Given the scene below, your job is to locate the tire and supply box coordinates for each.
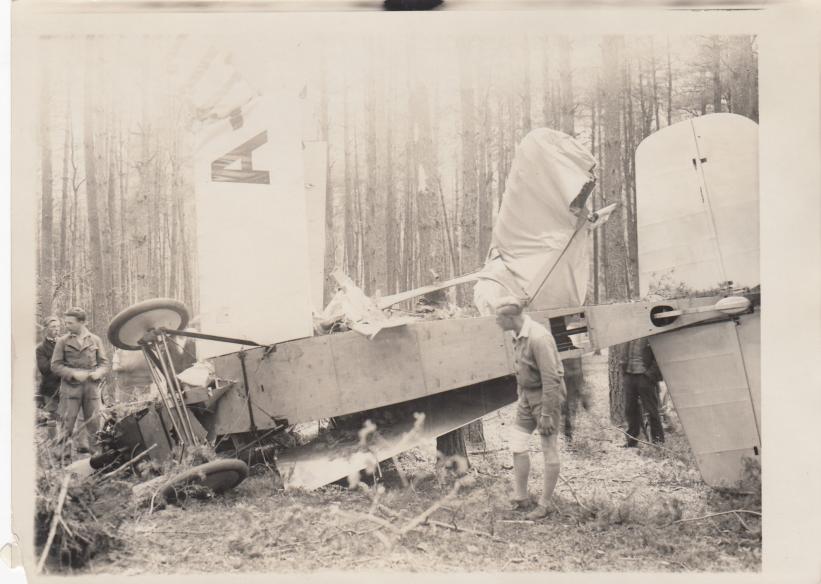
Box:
[108,298,190,350]
[159,459,249,503]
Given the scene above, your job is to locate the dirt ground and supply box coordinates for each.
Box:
[77,351,760,574]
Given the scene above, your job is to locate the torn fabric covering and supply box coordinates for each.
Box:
[315,270,418,339]
[475,128,597,313]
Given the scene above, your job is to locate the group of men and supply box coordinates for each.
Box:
[36,307,109,461]
[492,296,666,520]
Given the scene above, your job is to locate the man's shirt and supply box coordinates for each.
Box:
[512,315,565,402]
[623,337,662,382]
[51,327,109,385]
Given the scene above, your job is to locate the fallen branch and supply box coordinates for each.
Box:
[99,444,158,482]
[600,423,687,460]
[733,511,754,533]
[467,448,506,455]
[423,519,505,543]
[558,474,592,513]
[337,510,399,534]
[668,509,761,526]
[37,475,71,573]
[398,478,464,535]
[134,528,216,536]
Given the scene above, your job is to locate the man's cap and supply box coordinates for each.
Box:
[43,315,60,327]
[64,307,87,321]
[494,296,524,316]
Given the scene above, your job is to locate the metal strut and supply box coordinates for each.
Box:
[142,346,188,451]
[159,333,199,446]
[237,351,259,437]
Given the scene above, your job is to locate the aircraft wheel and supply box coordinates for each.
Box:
[159,459,249,503]
[108,298,190,350]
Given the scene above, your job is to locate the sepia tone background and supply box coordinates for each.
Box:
[33,33,757,336]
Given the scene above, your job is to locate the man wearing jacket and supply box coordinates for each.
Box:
[36,316,62,412]
[50,307,109,457]
[621,336,665,446]
[495,296,566,520]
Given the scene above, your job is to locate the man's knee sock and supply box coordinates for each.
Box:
[513,452,530,499]
[540,461,561,507]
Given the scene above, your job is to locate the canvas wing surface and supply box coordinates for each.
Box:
[636,113,759,296]
[649,311,760,488]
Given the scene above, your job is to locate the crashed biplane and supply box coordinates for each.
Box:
[105,110,760,494]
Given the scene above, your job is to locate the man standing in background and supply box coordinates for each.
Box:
[494,297,566,520]
[37,315,92,451]
[35,316,63,440]
[50,307,109,459]
[622,336,665,446]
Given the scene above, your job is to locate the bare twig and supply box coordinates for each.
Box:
[558,474,592,513]
[668,509,761,526]
[499,519,534,524]
[733,511,753,532]
[467,448,506,455]
[423,519,506,543]
[58,517,74,538]
[399,478,464,535]
[337,510,399,533]
[37,475,71,573]
[134,528,215,536]
[98,444,157,482]
[600,423,687,460]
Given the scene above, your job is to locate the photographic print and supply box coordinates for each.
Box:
[9,3,783,579]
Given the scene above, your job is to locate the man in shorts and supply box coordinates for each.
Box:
[495,296,566,520]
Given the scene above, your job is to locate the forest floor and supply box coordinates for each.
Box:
[51,351,760,574]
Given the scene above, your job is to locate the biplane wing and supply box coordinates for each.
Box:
[636,113,761,488]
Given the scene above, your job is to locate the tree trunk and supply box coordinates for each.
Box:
[666,37,673,126]
[459,42,480,275]
[591,79,600,307]
[541,36,552,127]
[622,53,639,295]
[700,69,709,116]
[602,37,631,425]
[728,35,758,122]
[385,68,399,295]
[558,36,574,136]
[343,77,356,280]
[520,37,532,136]
[609,343,627,426]
[82,40,108,329]
[712,38,722,114]
[58,104,70,295]
[650,39,660,131]
[477,64,493,260]
[319,50,336,305]
[437,427,469,470]
[601,37,630,303]
[39,63,54,318]
[402,54,417,292]
[414,83,446,288]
